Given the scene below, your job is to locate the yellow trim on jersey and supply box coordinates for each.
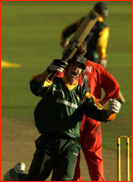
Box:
[98,16,104,22]
[84,92,103,110]
[62,76,78,91]
[30,75,78,91]
[94,16,109,59]
[44,79,53,87]
[96,27,109,59]
[30,75,53,87]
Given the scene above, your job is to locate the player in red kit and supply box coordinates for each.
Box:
[57,40,119,181]
[72,59,119,181]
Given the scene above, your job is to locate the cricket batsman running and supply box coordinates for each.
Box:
[3,53,121,181]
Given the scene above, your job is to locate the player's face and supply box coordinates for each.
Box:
[66,61,83,84]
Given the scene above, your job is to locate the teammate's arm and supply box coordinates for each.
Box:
[61,18,83,47]
[96,27,109,59]
[96,27,109,68]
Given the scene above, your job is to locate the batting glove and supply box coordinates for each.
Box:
[99,59,107,68]
[47,59,68,74]
[108,99,121,114]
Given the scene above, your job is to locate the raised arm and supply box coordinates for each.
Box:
[29,59,67,96]
[60,17,83,48]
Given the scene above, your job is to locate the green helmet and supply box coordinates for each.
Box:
[68,54,86,71]
[93,2,109,17]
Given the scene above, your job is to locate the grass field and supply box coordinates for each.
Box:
[1,1,132,181]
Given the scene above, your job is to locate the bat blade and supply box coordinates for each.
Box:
[49,10,99,80]
[62,10,99,60]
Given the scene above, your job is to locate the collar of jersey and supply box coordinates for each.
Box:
[62,76,78,91]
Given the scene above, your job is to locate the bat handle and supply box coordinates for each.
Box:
[48,71,57,80]
[48,56,66,81]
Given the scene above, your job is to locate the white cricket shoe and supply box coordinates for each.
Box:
[3,162,26,181]
[14,162,25,173]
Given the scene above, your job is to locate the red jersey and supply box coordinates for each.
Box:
[56,59,119,101]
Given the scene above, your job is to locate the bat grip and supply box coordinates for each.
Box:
[48,71,57,80]
[48,56,66,81]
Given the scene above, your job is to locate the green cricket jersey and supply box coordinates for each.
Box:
[30,75,114,141]
[82,17,107,62]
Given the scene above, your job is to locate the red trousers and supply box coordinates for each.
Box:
[72,115,105,181]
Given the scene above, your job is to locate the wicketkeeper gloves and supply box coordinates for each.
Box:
[47,59,68,74]
[108,99,121,114]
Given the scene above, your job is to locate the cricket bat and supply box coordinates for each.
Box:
[117,90,126,104]
[62,10,99,60]
[49,10,99,80]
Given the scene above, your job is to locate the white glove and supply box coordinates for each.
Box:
[108,99,121,114]
[99,59,107,68]
[47,59,68,74]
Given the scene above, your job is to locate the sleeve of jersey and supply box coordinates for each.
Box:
[61,18,83,43]
[100,68,120,100]
[29,74,53,96]
[96,27,109,59]
[84,92,116,122]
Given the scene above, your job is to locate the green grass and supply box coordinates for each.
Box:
[1,1,132,153]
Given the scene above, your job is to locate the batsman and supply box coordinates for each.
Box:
[3,52,121,181]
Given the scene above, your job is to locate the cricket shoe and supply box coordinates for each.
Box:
[3,162,26,181]
[14,162,25,173]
